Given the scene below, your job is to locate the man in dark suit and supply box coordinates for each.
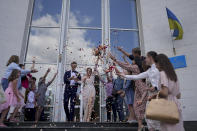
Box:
[64,61,81,121]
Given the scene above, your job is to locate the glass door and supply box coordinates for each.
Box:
[24,0,140,122]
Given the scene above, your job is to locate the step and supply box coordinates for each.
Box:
[0,122,147,131]
[1,121,197,131]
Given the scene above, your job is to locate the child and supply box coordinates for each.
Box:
[98,69,115,122]
[24,77,36,104]
[24,79,36,121]
[35,68,57,123]
[0,69,24,127]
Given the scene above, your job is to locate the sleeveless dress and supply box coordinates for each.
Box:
[82,75,96,122]
[0,82,24,112]
[159,71,185,131]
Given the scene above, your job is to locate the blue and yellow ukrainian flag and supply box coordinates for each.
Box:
[166,8,183,40]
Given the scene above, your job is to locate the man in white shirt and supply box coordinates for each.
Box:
[63,61,81,122]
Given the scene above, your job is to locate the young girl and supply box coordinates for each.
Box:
[0,69,24,127]
[25,81,36,121]
[155,54,185,131]
[35,68,57,123]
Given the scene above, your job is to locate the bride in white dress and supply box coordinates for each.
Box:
[82,59,98,122]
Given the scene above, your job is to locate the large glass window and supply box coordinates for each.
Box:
[110,0,139,62]
[69,0,101,27]
[110,0,138,29]
[32,0,62,27]
[24,0,140,122]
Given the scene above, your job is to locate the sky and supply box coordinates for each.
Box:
[26,0,140,73]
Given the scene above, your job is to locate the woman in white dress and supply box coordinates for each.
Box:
[82,59,98,122]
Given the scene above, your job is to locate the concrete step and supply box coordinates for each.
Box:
[0,122,147,131]
[0,121,197,131]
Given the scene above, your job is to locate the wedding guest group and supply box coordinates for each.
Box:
[0,45,185,131]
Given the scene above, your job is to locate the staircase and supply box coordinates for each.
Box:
[0,122,148,131]
[1,121,197,131]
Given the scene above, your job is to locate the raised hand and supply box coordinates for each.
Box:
[108,52,116,61]
[31,69,38,73]
[117,46,123,51]
[47,68,51,73]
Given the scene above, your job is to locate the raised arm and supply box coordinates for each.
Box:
[125,71,148,80]
[31,60,35,70]
[93,57,99,75]
[122,55,130,64]
[43,68,50,79]
[117,47,130,57]
[47,72,57,87]
[114,66,121,74]
[109,53,134,72]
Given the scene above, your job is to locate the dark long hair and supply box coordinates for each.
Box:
[147,51,157,63]
[156,54,177,82]
[134,56,144,73]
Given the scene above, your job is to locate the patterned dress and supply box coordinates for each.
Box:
[116,61,148,120]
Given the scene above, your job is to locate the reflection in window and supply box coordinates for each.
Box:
[32,0,62,26]
[110,0,138,29]
[26,28,59,63]
[69,0,101,27]
[110,30,139,61]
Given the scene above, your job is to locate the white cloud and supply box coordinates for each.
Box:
[82,16,93,25]
[27,12,100,74]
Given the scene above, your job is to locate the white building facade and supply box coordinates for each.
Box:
[0,0,197,121]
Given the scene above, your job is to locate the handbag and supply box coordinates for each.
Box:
[0,84,6,104]
[146,93,180,124]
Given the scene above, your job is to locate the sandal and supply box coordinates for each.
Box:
[0,123,7,127]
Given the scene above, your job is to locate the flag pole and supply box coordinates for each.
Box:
[165,0,176,56]
[170,31,176,56]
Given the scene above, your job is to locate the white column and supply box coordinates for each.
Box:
[101,0,110,122]
[19,0,35,64]
[53,0,70,122]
